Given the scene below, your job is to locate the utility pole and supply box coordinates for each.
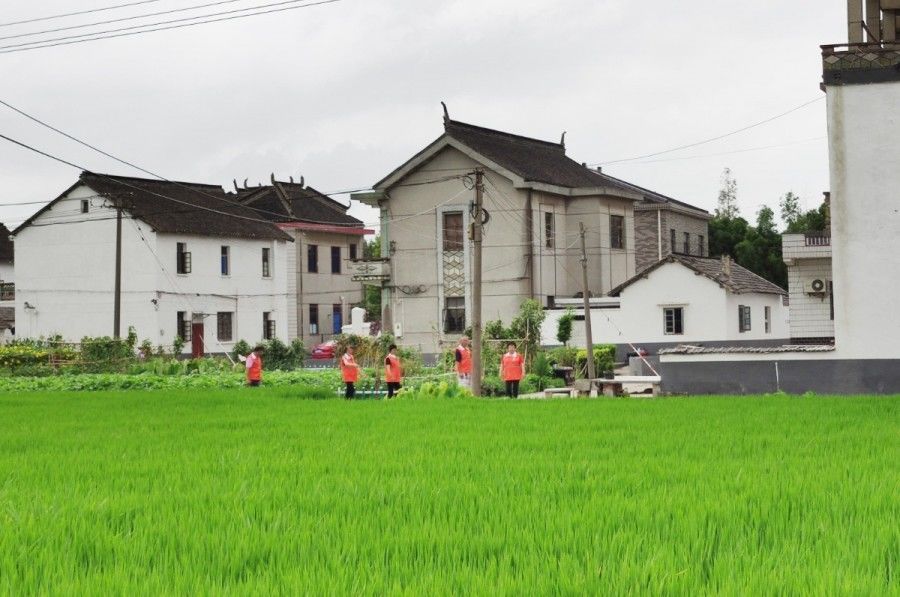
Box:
[113,202,123,339]
[471,169,485,396]
[579,222,595,380]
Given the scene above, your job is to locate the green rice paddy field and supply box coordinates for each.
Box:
[0,390,897,595]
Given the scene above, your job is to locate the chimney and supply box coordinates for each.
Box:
[595,166,602,173]
[721,255,732,278]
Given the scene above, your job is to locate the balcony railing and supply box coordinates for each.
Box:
[348,259,390,283]
[0,283,13,301]
[804,233,831,247]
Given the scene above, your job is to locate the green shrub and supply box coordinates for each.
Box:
[231,339,251,363]
[575,345,616,377]
[548,346,579,368]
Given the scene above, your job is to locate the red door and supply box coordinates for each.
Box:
[191,322,204,358]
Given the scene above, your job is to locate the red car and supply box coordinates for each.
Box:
[310,340,336,360]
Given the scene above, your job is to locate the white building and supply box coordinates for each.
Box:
[541,255,789,356]
[781,232,833,342]
[356,112,706,355]
[13,172,292,356]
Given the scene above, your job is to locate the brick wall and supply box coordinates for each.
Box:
[635,207,709,271]
[787,258,834,339]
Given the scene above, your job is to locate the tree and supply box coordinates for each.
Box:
[556,308,574,346]
[709,215,750,259]
[733,205,787,288]
[779,191,802,229]
[715,167,740,219]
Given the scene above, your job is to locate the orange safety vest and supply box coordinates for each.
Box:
[455,345,472,374]
[500,352,524,381]
[340,353,359,383]
[384,353,401,383]
[246,353,262,382]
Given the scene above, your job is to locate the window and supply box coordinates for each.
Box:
[309,304,319,335]
[349,243,357,261]
[443,212,463,251]
[331,246,341,274]
[544,212,555,249]
[263,312,275,340]
[307,244,318,273]
[443,296,465,333]
[0,283,13,301]
[683,232,690,255]
[177,311,191,341]
[547,295,555,308]
[739,305,751,333]
[829,281,834,321]
[764,306,771,334]
[80,199,89,214]
[220,246,230,276]
[261,247,271,278]
[332,303,343,334]
[699,235,705,257]
[176,242,191,274]
[664,307,684,335]
[670,229,676,254]
[610,215,625,249]
[217,312,233,342]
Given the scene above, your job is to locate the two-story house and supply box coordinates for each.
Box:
[628,184,712,271]
[13,172,292,356]
[355,113,703,355]
[232,177,372,344]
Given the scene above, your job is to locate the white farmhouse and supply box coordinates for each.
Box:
[13,172,293,356]
[541,255,789,356]
[355,112,707,355]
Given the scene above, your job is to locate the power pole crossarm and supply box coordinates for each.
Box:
[580,222,596,380]
[471,169,484,396]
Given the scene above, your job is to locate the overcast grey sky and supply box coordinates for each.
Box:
[0,0,846,231]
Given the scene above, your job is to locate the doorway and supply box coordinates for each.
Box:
[191,321,204,358]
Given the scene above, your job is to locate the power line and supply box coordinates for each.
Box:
[0,1,164,28]
[0,0,342,54]
[611,136,826,166]
[0,0,248,42]
[591,96,825,166]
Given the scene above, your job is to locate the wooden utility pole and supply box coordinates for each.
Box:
[113,203,123,339]
[471,169,485,396]
[579,222,595,380]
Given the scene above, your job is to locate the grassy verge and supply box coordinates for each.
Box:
[0,391,896,594]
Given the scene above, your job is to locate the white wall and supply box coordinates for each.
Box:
[14,184,290,353]
[826,81,900,359]
[541,261,789,348]
[0,262,13,284]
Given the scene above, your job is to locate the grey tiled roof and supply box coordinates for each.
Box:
[444,120,636,191]
[236,181,364,227]
[610,254,787,297]
[660,345,835,355]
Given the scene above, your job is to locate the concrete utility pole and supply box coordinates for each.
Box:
[579,222,596,380]
[471,169,484,396]
[113,202,123,339]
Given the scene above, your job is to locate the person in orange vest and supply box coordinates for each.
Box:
[500,342,525,398]
[241,345,265,387]
[454,336,472,388]
[384,343,402,398]
[340,345,361,399]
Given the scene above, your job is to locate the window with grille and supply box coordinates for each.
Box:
[177,311,191,341]
[262,247,271,278]
[443,212,463,251]
[331,246,341,274]
[221,246,230,276]
[176,242,191,274]
[307,244,318,273]
[443,296,465,333]
[670,229,676,254]
[217,312,233,341]
[610,215,625,249]
[664,307,684,335]
[309,304,319,335]
[764,306,771,334]
[544,212,555,248]
[683,232,690,255]
[739,305,751,332]
[263,312,275,340]
[699,235,705,257]
[81,199,89,214]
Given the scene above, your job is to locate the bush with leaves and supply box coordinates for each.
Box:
[575,344,616,377]
[231,339,252,363]
[556,308,574,346]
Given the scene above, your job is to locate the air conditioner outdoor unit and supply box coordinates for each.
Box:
[806,278,827,293]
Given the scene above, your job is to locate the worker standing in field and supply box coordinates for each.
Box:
[500,342,525,398]
[455,336,472,388]
[240,345,265,387]
[340,345,361,399]
[384,344,402,398]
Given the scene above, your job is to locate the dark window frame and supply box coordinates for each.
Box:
[698,235,705,257]
[80,199,89,214]
[262,247,271,278]
[309,304,319,335]
[443,296,466,333]
[263,312,275,340]
[331,246,341,274]
[683,232,690,255]
[670,229,677,254]
[349,243,358,261]
[443,212,464,251]
[217,312,233,342]
[764,306,771,334]
[177,311,191,341]
[739,305,752,333]
[664,307,684,335]
[307,244,318,273]
[610,215,625,250]
[220,245,230,276]
[544,212,555,249]
[176,242,191,275]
